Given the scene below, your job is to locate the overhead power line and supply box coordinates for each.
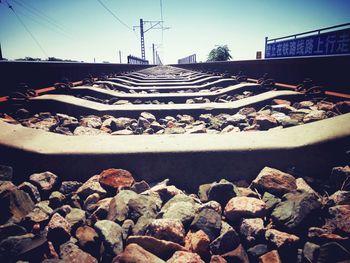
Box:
[12,0,69,34]
[97,0,132,31]
[4,1,48,57]
[12,4,72,39]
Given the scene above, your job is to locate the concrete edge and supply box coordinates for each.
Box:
[95,78,237,91]
[70,83,260,100]
[0,113,349,154]
[30,90,300,117]
[108,75,226,86]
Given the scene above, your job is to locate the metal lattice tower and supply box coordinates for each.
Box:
[134,18,169,62]
[140,19,145,60]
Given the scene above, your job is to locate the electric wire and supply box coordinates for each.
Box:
[96,0,133,31]
[4,1,48,58]
[12,4,72,40]
[14,0,68,33]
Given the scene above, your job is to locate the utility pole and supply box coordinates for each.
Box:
[134,18,169,61]
[119,50,122,63]
[0,42,3,60]
[152,44,155,65]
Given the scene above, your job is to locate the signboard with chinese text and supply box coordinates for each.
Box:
[265,28,350,58]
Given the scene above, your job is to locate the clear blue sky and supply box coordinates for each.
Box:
[0,0,349,64]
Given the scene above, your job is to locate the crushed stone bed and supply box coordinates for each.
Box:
[2,98,349,136]
[0,163,349,262]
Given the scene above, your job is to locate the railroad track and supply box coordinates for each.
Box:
[0,65,349,188]
[0,64,350,263]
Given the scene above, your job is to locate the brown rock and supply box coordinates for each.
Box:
[146,219,186,245]
[224,196,267,221]
[265,229,299,249]
[185,230,210,259]
[240,218,265,243]
[251,167,297,196]
[167,251,204,263]
[255,114,278,130]
[47,213,71,245]
[325,205,350,234]
[259,250,281,263]
[29,171,58,193]
[210,255,227,263]
[0,181,16,196]
[75,225,99,249]
[60,241,98,263]
[113,243,165,263]
[334,101,350,114]
[222,244,249,263]
[76,175,107,199]
[99,168,135,189]
[1,187,35,224]
[273,99,291,106]
[127,235,187,260]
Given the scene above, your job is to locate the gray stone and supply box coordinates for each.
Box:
[80,115,102,129]
[303,110,326,123]
[121,219,134,240]
[25,202,52,224]
[240,218,264,244]
[29,171,58,193]
[47,213,71,245]
[146,218,185,245]
[94,220,123,256]
[76,175,107,199]
[329,191,350,205]
[208,180,237,206]
[271,191,321,229]
[0,188,34,224]
[0,233,46,260]
[159,194,198,226]
[330,166,350,191]
[59,181,82,195]
[0,223,27,242]
[18,182,41,203]
[317,242,350,263]
[210,221,240,255]
[49,191,66,209]
[107,190,139,223]
[111,129,134,135]
[262,192,281,210]
[198,200,222,214]
[191,207,222,241]
[128,194,160,221]
[65,208,86,230]
[0,165,13,181]
[84,193,100,212]
[198,183,211,202]
[164,127,186,134]
[140,112,156,122]
[247,244,269,258]
[74,126,107,135]
[303,242,320,262]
